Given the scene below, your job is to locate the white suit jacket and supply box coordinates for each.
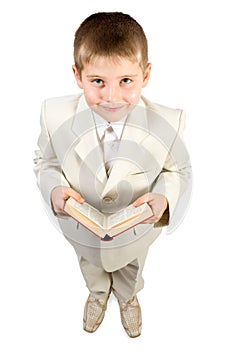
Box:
[34,94,191,270]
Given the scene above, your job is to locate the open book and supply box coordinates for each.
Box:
[64,197,153,241]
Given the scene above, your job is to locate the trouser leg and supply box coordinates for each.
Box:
[111,250,148,302]
[79,256,112,299]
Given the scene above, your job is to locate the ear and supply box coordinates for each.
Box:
[72,65,83,89]
[142,62,152,88]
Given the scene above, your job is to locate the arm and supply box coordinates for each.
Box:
[34,100,84,213]
[134,110,192,228]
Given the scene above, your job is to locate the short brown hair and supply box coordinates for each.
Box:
[74,12,148,75]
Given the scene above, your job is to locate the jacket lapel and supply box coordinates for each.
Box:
[101,104,150,197]
[72,102,108,185]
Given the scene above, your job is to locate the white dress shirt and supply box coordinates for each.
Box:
[92,112,127,174]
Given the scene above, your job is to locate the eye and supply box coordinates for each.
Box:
[121,78,132,84]
[92,78,104,85]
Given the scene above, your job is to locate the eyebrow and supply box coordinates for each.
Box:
[86,74,138,78]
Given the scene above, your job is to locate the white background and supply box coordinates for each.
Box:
[1,0,233,348]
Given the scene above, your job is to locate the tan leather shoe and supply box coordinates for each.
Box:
[83,294,108,333]
[118,295,142,338]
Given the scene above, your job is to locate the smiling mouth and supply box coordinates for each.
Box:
[99,104,128,112]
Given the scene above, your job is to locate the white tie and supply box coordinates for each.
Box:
[101,124,119,174]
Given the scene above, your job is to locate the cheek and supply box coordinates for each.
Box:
[83,87,100,106]
[124,86,142,105]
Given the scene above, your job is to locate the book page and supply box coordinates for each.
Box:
[107,203,148,228]
[70,201,105,228]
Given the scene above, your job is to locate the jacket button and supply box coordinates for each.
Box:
[103,196,113,203]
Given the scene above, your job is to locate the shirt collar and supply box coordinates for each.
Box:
[92,112,127,140]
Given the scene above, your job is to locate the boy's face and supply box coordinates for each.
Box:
[72,56,151,122]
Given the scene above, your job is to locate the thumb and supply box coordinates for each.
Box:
[133,193,150,207]
[64,188,85,203]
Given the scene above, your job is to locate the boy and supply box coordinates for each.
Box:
[34,12,191,338]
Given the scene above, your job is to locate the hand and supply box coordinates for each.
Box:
[51,186,84,216]
[133,193,168,224]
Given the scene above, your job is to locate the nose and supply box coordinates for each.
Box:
[101,83,121,102]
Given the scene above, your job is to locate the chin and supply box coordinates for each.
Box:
[95,104,135,122]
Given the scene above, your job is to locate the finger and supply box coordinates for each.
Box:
[142,215,161,224]
[56,210,69,218]
[53,198,67,213]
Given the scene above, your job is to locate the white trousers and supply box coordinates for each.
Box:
[78,253,148,301]
[65,236,149,301]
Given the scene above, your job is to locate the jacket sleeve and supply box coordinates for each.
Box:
[33,100,70,206]
[151,110,192,231]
